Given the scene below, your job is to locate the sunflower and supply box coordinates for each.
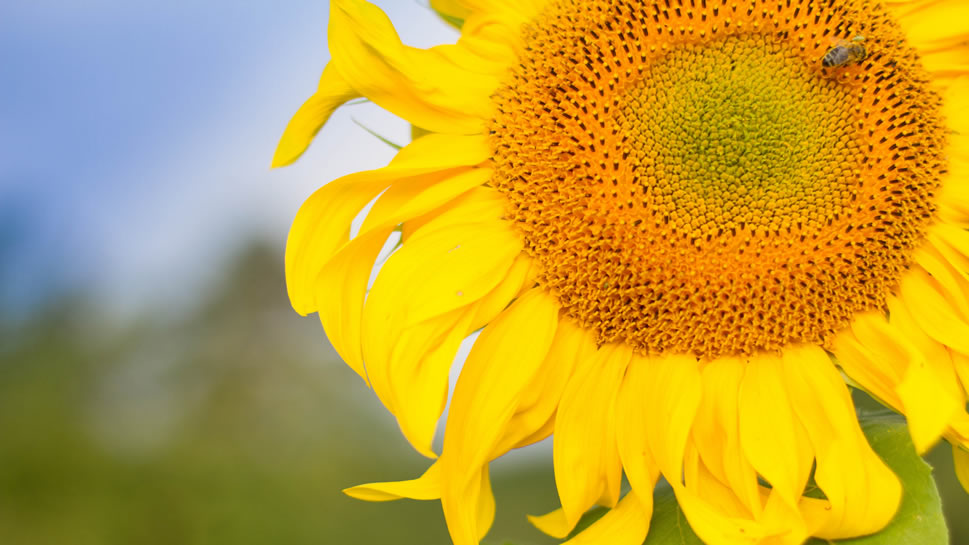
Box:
[273,0,969,543]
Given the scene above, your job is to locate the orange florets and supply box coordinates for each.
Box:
[491,0,947,358]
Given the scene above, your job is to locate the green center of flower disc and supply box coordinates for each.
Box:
[623,35,855,236]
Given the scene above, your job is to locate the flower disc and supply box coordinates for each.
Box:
[491,0,947,357]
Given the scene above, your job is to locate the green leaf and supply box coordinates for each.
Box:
[568,506,608,539]
[804,414,949,544]
[643,484,705,545]
[351,117,403,150]
[411,124,432,141]
[436,12,465,29]
[421,1,465,29]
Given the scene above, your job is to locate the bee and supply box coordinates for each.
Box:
[821,35,867,68]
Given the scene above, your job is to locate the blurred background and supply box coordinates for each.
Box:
[0,1,965,544]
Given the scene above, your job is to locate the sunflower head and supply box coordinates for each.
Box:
[275,0,969,543]
[491,0,947,358]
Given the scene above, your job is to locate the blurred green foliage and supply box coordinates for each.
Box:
[0,244,558,545]
[0,242,965,544]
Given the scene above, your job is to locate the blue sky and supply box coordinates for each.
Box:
[0,1,458,314]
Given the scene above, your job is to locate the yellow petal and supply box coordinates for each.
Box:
[360,202,522,455]
[286,179,389,317]
[286,133,489,315]
[563,491,651,545]
[528,507,571,539]
[927,224,969,278]
[893,6,969,90]
[435,0,547,21]
[443,21,517,71]
[942,77,969,134]
[397,183,498,247]
[887,298,967,437]
[893,0,969,51]
[684,455,811,545]
[344,461,441,501]
[272,63,360,167]
[832,342,901,414]
[931,221,969,265]
[691,457,811,545]
[329,0,498,134]
[682,454,752,520]
[468,253,535,335]
[430,0,471,17]
[493,319,592,455]
[316,227,394,384]
[453,14,520,68]
[738,352,813,509]
[834,311,906,406]
[954,351,969,398]
[553,342,632,530]
[615,353,661,512]
[668,486,767,545]
[464,2,547,53]
[954,444,969,494]
[641,353,703,488]
[837,309,960,453]
[632,353,768,545]
[913,247,969,320]
[476,465,496,540]
[360,167,494,239]
[889,294,965,392]
[384,307,477,458]
[883,0,943,17]
[781,345,902,539]
[922,45,969,81]
[430,0,472,26]
[364,197,519,334]
[308,174,494,387]
[672,446,808,544]
[937,134,969,223]
[896,353,961,453]
[441,289,560,545]
[900,267,969,354]
[760,491,810,544]
[693,357,762,517]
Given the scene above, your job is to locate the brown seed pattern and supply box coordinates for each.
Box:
[490,0,947,358]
